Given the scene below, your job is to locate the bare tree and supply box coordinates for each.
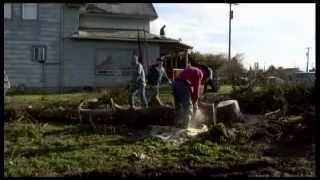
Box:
[220,53,246,87]
[188,51,227,70]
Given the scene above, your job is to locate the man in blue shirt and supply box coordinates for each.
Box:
[147,57,172,106]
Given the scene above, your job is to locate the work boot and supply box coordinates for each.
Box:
[129,105,136,110]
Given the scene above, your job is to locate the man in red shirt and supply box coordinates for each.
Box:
[192,63,217,94]
[172,64,203,128]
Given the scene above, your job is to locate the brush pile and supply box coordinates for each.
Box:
[204,105,314,146]
[248,108,314,145]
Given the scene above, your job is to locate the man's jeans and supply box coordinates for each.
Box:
[172,80,193,128]
[204,79,214,93]
[147,85,162,106]
[129,84,148,108]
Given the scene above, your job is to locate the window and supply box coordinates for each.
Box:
[22,3,37,20]
[32,46,46,62]
[4,4,12,19]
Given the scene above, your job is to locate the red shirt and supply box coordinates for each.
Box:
[192,64,209,84]
[177,66,203,102]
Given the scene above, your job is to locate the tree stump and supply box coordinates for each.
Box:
[216,100,242,127]
[199,102,216,127]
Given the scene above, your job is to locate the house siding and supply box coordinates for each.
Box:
[63,5,80,37]
[63,39,159,88]
[4,3,164,91]
[4,3,62,88]
[79,15,150,32]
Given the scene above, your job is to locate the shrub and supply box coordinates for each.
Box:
[229,83,314,115]
[282,84,315,115]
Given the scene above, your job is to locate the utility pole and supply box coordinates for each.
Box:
[228,3,232,63]
[305,47,311,72]
[228,3,239,63]
[228,3,238,87]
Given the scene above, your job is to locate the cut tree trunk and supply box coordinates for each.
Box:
[216,100,242,127]
[79,99,176,128]
[112,105,175,127]
[264,109,281,120]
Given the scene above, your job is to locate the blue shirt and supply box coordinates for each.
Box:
[147,64,170,87]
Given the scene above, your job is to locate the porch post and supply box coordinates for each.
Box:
[170,55,174,78]
[175,51,178,68]
[184,50,188,68]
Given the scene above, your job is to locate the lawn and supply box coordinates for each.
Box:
[5,92,100,110]
[5,119,314,177]
[4,87,314,177]
[218,85,233,94]
[4,119,314,177]
[4,84,233,110]
[3,121,248,176]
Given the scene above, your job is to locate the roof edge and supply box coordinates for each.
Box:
[69,35,192,49]
[149,3,158,20]
[80,12,157,20]
[80,3,158,20]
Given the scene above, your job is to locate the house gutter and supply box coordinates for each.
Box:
[69,36,193,49]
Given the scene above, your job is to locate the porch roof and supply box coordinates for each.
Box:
[69,29,193,51]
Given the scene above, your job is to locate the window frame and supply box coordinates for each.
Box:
[31,45,47,63]
[22,3,38,20]
[4,3,12,20]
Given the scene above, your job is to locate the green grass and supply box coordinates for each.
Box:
[5,92,100,110]
[4,83,261,109]
[5,89,174,110]
[218,85,233,94]
[4,120,265,177]
[216,85,263,95]
[253,86,262,92]
[5,120,314,177]
[4,84,232,110]
[4,90,314,177]
[5,123,256,176]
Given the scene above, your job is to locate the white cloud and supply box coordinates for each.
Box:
[150,3,315,71]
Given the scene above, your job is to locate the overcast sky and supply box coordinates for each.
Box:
[150,3,316,71]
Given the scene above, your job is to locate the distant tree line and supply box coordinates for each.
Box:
[188,51,247,86]
[178,51,310,87]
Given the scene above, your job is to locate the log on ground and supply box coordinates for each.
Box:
[112,105,176,127]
